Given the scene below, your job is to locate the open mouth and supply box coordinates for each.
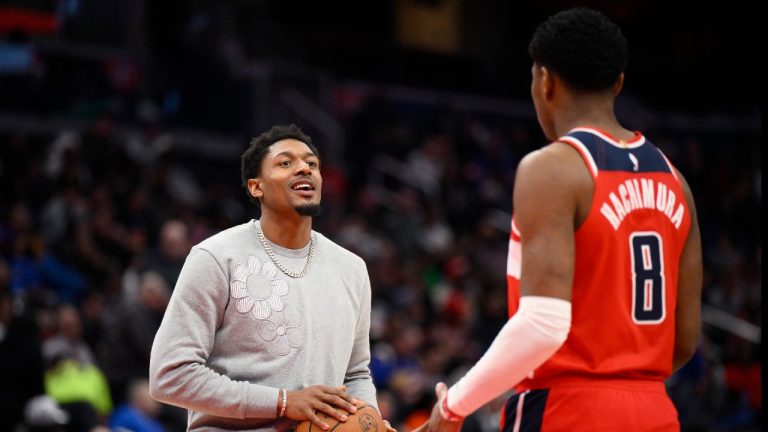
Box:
[290,180,316,194]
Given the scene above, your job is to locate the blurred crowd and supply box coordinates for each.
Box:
[0,9,762,430]
[0,91,761,431]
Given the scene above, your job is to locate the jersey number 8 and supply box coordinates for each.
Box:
[630,232,665,324]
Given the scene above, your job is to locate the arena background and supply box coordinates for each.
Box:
[0,0,760,431]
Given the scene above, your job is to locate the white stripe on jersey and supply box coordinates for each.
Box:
[512,390,529,432]
[657,149,680,181]
[507,236,521,279]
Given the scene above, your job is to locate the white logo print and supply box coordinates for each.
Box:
[229,256,288,320]
[629,153,639,172]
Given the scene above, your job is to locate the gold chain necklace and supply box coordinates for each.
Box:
[255,222,315,278]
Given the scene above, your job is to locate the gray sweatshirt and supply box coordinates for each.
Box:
[149,220,377,431]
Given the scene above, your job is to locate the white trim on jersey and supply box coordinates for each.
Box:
[657,149,680,181]
[507,236,522,279]
[559,136,599,177]
[570,127,646,149]
[511,219,521,238]
[512,390,529,432]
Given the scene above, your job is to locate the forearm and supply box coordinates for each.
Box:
[672,354,690,373]
[447,296,571,416]
[149,352,280,418]
[344,374,377,410]
[344,269,378,411]
[148,247,281,419]
[672,337,698,372]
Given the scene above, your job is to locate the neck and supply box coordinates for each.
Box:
[258,212,312,249]
[553,93,634,141]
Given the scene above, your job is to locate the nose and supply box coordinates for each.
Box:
[296,160,311,175]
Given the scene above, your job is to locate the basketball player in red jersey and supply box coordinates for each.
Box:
[416,7,702,431]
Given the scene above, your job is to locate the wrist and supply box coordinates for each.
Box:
[439,393,464,422]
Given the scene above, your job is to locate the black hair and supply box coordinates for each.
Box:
[529,7,628,91]
[240,124,319,206]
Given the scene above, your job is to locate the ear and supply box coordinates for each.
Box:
[247,178,263,199]
[613,72,625,96]
[539,66,555,100]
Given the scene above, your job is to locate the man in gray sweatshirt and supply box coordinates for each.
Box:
[149,124,385,431]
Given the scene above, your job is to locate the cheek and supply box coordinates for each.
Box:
[261,178,285,199]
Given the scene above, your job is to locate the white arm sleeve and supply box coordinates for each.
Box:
[446,296,571,417]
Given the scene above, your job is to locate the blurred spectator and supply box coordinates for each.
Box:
[382,186,427,259]
[143,220,190,289]
[19,394,69,432]
[37,180,88,241]
[7,203,46,296]
[78,290,106,350]
[108,379,165,432]
[418,206,455,258]
[719,338,762,428]
[43,357,112,430]
[0,287,45,430]
[42,304,95,366]
[37,251,87,309]
[99,271,169,406]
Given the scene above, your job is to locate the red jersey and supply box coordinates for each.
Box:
[507,127,692,389]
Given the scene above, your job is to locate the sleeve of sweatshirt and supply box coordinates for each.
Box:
[148,247,279,419]
[342,260,379,411]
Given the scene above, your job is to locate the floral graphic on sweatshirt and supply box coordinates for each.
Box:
[258,305,305,356]
[230,256,288,320]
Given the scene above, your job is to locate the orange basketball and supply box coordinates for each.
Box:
[296,405,386,432]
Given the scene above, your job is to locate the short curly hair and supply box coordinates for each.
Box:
[241,124,319,207]
[529,7,627,91]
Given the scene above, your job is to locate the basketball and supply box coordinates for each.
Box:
[296,405,386,432]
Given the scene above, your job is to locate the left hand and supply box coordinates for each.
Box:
[412,382,463,432]
[383,419,396,432]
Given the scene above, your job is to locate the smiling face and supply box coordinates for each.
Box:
[247,139,323,218]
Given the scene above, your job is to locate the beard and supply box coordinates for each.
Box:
[294,203,322,217]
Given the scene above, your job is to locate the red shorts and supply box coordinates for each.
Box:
[500,379,679,431]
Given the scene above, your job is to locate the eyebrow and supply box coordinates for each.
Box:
[273,151,318,159]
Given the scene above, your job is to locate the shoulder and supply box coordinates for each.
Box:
[315,232,368,271]
[515,142,590,198]
[517,141,587,179]
[513,141,593,230]
[194,220,255,255]
[180,221,257,272]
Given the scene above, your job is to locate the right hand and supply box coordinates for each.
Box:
[285,385,359,430]
[412,383,464,432]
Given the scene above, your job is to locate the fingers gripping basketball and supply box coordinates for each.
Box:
[297,405,386,432]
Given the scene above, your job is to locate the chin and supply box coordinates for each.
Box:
[294,203,322,217]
